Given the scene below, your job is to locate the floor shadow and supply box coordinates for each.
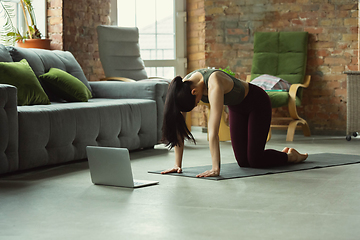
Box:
[129,148,170,160]
[0,159,89,181]
[0,148,170,181]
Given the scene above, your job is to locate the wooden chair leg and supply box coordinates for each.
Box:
[286,120,299,142]
[286,118,311,142]
[267,128,272,142]
[218,109,231,141]
[301,120,311,137]
[185,111,192,131]
[284,75,311,141]
[206,106,231,142]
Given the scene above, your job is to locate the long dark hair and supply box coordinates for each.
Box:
[162,76,196,149]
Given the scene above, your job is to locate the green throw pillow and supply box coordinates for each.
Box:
[0,59,50,106]
[39,68,92,102]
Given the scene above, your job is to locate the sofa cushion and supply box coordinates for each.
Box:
[0,44,13,62]
[250,32,308,107]
[6,46,92,100]
[266,91,302,108]
[17,98,157,169]
[0,59,50,106]
[39,68,92,102]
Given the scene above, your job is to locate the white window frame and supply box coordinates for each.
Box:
[114,0,187,77]
[0,1,21,32]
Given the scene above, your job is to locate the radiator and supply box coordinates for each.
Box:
[345,71,360,141]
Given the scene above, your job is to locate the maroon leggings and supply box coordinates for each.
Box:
[228,84,288,168]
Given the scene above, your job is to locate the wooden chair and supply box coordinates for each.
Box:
[199,32,311,142]
[248,31,311,141]
[187,33,311,142]
[246,75,311,141]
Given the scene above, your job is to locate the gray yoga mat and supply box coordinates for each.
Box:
[149,153,360,180]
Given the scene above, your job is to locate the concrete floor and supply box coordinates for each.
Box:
[1,127,360,240]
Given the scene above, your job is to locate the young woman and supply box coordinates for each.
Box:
[161,68,308,178]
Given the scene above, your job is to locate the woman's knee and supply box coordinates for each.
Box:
[236,160,250,168]
[236,157,263,168]
[247,155,266,168]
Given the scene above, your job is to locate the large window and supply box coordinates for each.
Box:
[0,0,46,46]
[0,0,21,45]
[116,0,186,78]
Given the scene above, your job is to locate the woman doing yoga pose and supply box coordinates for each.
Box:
[161,69,308,178]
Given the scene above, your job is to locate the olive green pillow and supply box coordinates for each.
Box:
[39,68,92,102]
[0,59,50,106]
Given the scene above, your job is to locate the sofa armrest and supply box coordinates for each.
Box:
[89,81,168,141]
[89,80,168,99]
[0,84,19,174]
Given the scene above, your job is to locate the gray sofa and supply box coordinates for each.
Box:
[0,45,168,175]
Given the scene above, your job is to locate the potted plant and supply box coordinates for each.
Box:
[0,0,51,49]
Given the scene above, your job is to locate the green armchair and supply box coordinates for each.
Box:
[247,32,311,141]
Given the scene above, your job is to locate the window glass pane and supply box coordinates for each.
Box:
[140,49,152,60]
[157,34,174,59]
[117,0,135,26]
[162,67,175,78]
[139,34,156,49]
[156,0,173,34]
[0,2,18,25]
[156,49,173,60]
[136,0,175,60]
[136,0,155,33]
[146,67,174,79]
[116,0,182,75]
[139,34,156,59]
[156,16,173,34]
[32,0,46,38]
[145,67,156,77]
[0,1,19,46]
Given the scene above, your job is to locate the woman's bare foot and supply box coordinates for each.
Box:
[287,148,308,163]
[282,147,290,153]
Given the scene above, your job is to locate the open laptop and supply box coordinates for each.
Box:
[86,146,159,188]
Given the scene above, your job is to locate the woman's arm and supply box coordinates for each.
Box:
[161,140,184,174]
[174,142,184,168]
[196,73,224,177]
[161,113,187,174]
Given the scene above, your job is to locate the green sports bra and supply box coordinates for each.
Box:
[184,69,245,106]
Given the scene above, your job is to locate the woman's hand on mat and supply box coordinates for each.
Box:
[161,166,182,174]
[196,169,220,178]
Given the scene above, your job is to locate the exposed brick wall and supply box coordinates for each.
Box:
[63,0,111,81]
[187,0,359,134]
[187,0,207,126]
[47,0,111,81]
[187,0,206,72]
[47,0,63,50]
